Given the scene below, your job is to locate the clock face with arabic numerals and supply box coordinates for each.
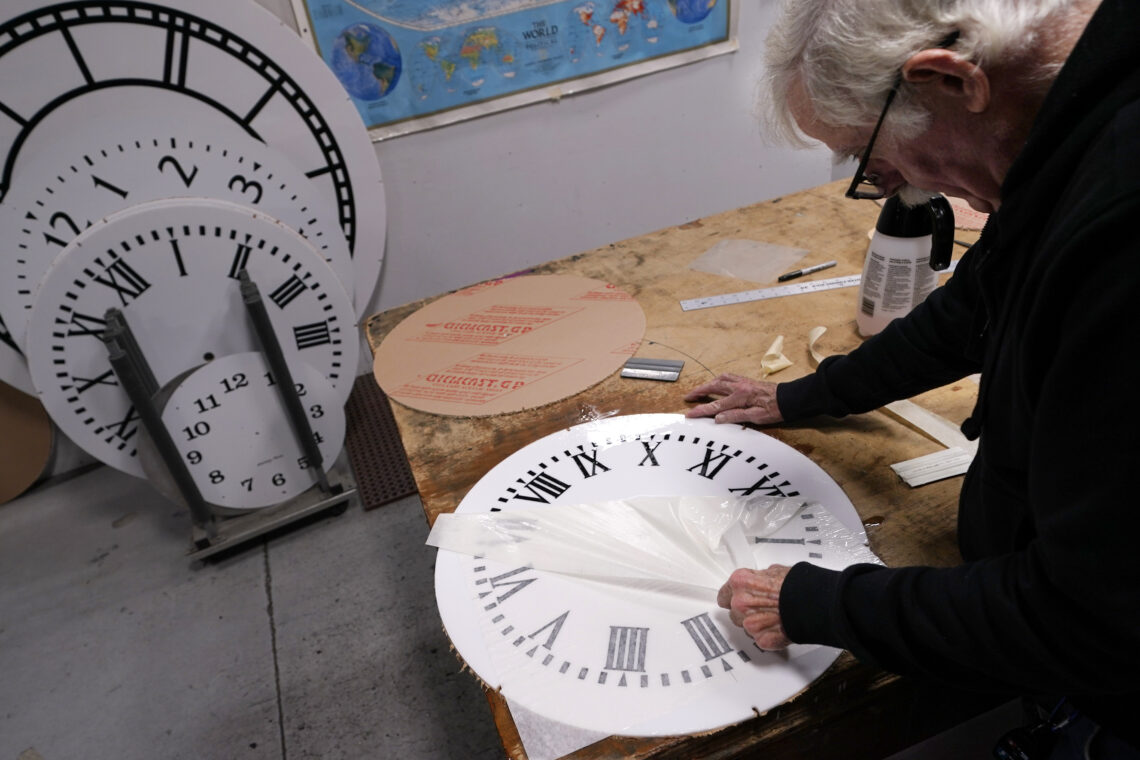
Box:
[434,413,877,737]
[25,197,357,479]
[0,129,356,352]
[150,351,346,512]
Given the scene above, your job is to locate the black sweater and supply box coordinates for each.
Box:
[774,0,1140,742]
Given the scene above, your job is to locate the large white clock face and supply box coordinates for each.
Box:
[25,197,357,478]
[0,128,356,351]
[435,414,873,737]
[0,0,387,315]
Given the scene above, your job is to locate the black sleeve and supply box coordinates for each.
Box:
[776,243,985,421]
[777,197,1140,702]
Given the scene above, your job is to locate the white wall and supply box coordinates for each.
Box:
[255,0,839,319]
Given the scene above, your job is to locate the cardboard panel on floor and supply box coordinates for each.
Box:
[0,381,53,505]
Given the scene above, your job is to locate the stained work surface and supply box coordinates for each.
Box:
[364,179,988,759]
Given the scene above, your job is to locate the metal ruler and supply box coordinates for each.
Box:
[679,273,862,311]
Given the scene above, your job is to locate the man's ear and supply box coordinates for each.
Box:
[902,49,990,113]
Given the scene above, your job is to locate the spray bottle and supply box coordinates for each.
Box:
[856,194,954,337]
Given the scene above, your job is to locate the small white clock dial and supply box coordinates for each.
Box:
[154,351,345,511]
[435,413,876,736]
[25,196,357,478]
[0,130,355,351]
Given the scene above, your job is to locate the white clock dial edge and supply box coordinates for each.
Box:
[433,413,868,736]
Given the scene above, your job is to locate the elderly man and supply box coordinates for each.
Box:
[685,0,1139,756]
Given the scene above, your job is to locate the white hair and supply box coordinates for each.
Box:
[761,0,1082,147]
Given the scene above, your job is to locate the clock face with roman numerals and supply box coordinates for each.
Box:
[25,196,356,478]
[0,0,388,392]
[435,413,875,737]
[0,129,355,353]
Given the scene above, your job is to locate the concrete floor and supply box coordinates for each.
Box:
[0,463,1021,760]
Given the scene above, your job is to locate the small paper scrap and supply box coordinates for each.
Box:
[761,336,793,377]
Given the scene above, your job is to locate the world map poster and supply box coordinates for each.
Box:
[290,0,737,139]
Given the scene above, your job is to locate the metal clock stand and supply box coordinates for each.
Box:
[102,272,355,563]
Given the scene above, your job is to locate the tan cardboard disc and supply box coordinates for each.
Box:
[373,275,645,417]
[0,380,53,505]
[947,195,989,230]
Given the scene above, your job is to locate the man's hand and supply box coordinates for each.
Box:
[717,566,793,650]
[684,373,783,425]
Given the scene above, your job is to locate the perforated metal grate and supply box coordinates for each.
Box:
[344,374,417,510]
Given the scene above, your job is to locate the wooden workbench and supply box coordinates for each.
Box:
[365,179,994,759]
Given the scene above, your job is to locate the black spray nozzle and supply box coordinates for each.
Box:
[875,195,955,271]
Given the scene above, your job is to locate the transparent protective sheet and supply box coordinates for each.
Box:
[428,494,880,594]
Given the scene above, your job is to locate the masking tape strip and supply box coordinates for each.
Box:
[882,399,975,450]
[428,495,881,592]
[761,336,793,378]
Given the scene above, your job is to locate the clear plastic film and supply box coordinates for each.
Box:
[427,494,881,594]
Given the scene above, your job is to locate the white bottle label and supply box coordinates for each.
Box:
[856,234,938,337]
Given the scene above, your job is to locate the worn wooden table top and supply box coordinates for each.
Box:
[365,179,987,759]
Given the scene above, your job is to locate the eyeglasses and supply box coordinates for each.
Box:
[844,81,899,200]
[844,32,960,201]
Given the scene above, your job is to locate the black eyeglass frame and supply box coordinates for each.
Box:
[844,82,900,200]
[844,32,961,201]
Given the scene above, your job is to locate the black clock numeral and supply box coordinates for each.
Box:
[42,211,81,248]
[754,535,823,559]
[169,239,188,277]
[162,19,191,88]
[92,258,151,306]
[58,22,93,85]
[687,446,735,480]
[95,405,139,447]
[509,471,570,504]
[293,320,333,350]
[605,626,648,672]
[182,421,211,441]
[228,174,264,204]
[728,466,799,498]
[569,446,610,478]
[482,566,537,603]
[228,243,252,279]
[63,310,107,338]
[527,611,569,651]
[638,441,662,467]
[157,155,199,188]
[219,373,249,393]
[681,613,733,662]
[91,174,128,199]
[268,275,308,309]
[72,369,118,394]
